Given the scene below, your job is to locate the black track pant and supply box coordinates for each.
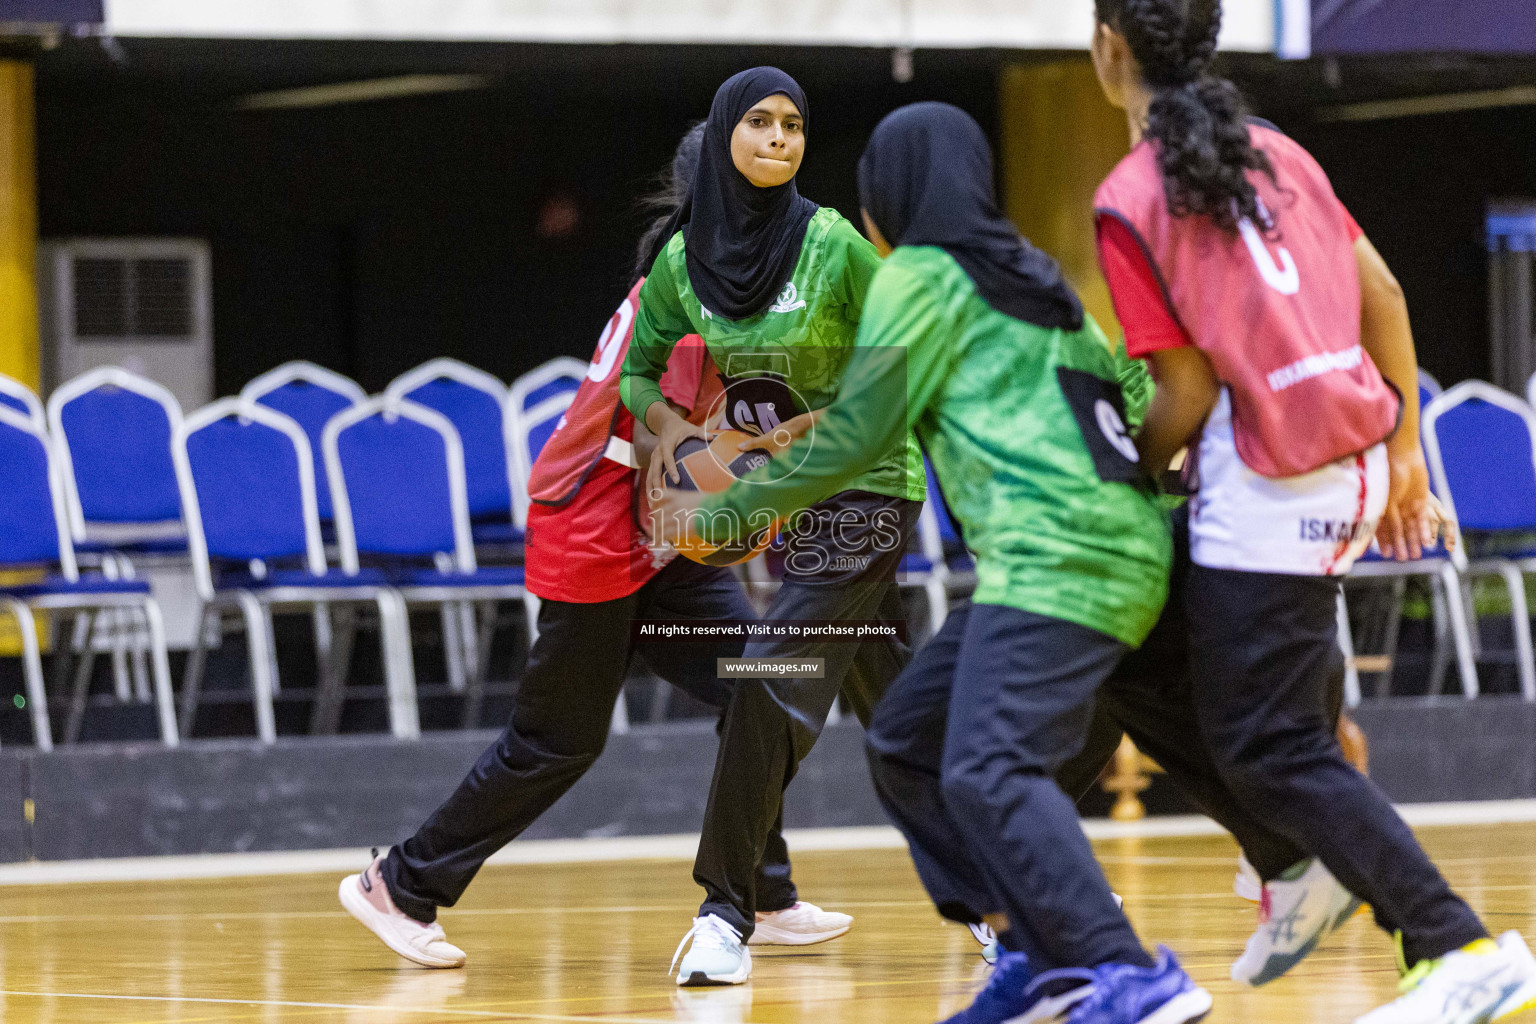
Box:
[1182,563,1485,965]
[383,557,796,924]
[693,490,919,939]
[1057,506,1313,881]
[1058,508,1486,965]
[865,603,1152,972]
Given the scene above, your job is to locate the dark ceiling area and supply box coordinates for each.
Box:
[31,35,1536,113]
[26,35,1536,392]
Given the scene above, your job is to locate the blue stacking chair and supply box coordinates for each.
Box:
[503,371,580,639]
[1344,538,1478,704]
[0,372,44,430]
[240,362,371,694]
[173,398,418,742]
[385,358,517,548]
[47,366,188,707]
[0,406,177,750]
[47,366,186,551]
[505,356,588,531]
[509,356,587,419]
[1423,381,1536,700]
[1338,366,1476,704]
[924,458,974,577]
[240,361,368,523]
[386,359,521,697]
[324,396,528,728]
[904,502,953,636]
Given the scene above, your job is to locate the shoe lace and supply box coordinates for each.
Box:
[1393,930,1437,994]
[1067,962,1141,1020]
[1025,966,1098,1007]
[670,916,741,975]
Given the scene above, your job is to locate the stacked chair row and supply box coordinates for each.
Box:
[0,357,587,749]
[1339,370,1536,705]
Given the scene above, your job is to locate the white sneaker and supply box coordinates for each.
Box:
[749,901,851,946]
[672,914,752,987]
[1232,858,1360,986]
[338,853,466,969]
[1234,854,1263,903]
[1355,931,1536,1024]
[969,922,1002,965]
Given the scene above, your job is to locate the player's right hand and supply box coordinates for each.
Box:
[645,404,711,500]
[741,408,822,457]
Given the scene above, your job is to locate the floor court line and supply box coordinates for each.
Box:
[0,990,680,1024]
[1,799,1532,887]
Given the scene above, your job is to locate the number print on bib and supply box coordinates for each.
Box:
[1056,368,1142,483]
[1238,203,1300,296]
[587,298,635,382]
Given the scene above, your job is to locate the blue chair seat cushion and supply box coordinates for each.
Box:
[0,575,152,599]
[1354,540,1454,565]
[471,521,525,545]
[74,537,189,556]
[216,568,393,590]
[391,566,526,588]
[900,554,935,574]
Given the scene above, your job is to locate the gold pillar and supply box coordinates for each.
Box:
[998,59,1130,339]
[0,61,38,659]
[0,60,36,390]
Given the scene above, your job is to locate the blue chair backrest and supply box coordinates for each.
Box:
[1431,393,1536,531]
[253,381,357,520]
[401,378,509,519]
[185,415,311,563]
[523,394,575,466]
[924,459,962,546]
[58,384,181,523]
[520,375,581,411]
[0,390,31,418]
[0,412,60,566]
[336,412,458,557]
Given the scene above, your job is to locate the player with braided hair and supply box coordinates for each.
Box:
[1090,1,1536,1022]
[1105,0,1274,231]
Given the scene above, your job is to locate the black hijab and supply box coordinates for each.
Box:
[858,102,1083,331]
[661,67,819,321]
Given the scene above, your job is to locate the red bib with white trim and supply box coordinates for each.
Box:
[1094,124,1398,478]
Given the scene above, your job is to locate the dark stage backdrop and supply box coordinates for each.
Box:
[1277,103,1536,388]
[1313,0,1536,56]
[36,40,999,397]
[0,0,101,20]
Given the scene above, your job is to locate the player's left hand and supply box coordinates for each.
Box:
[1377,442,1433,561]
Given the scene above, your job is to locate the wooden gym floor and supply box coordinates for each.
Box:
[2,823,1535,1023]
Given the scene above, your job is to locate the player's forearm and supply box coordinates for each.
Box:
[1355,236,1420,456]
[620,375,668,427]
[701,369,904,541]
[618,319,672,423]
[1136,347,1220,478]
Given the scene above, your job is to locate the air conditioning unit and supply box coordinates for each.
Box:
[38,237,212,410]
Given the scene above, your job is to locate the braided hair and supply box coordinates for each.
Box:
[1095,0,1275,233]
[633,121,707,281]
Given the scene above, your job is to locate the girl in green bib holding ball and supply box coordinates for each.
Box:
[621,67,926,986]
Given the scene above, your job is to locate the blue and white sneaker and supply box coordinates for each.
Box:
[1231,858,1361,986]
[939,951,1097,1024]
[1354,930,1536,1024]
[1066,948,1212,1024]
[671,915,752,987]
